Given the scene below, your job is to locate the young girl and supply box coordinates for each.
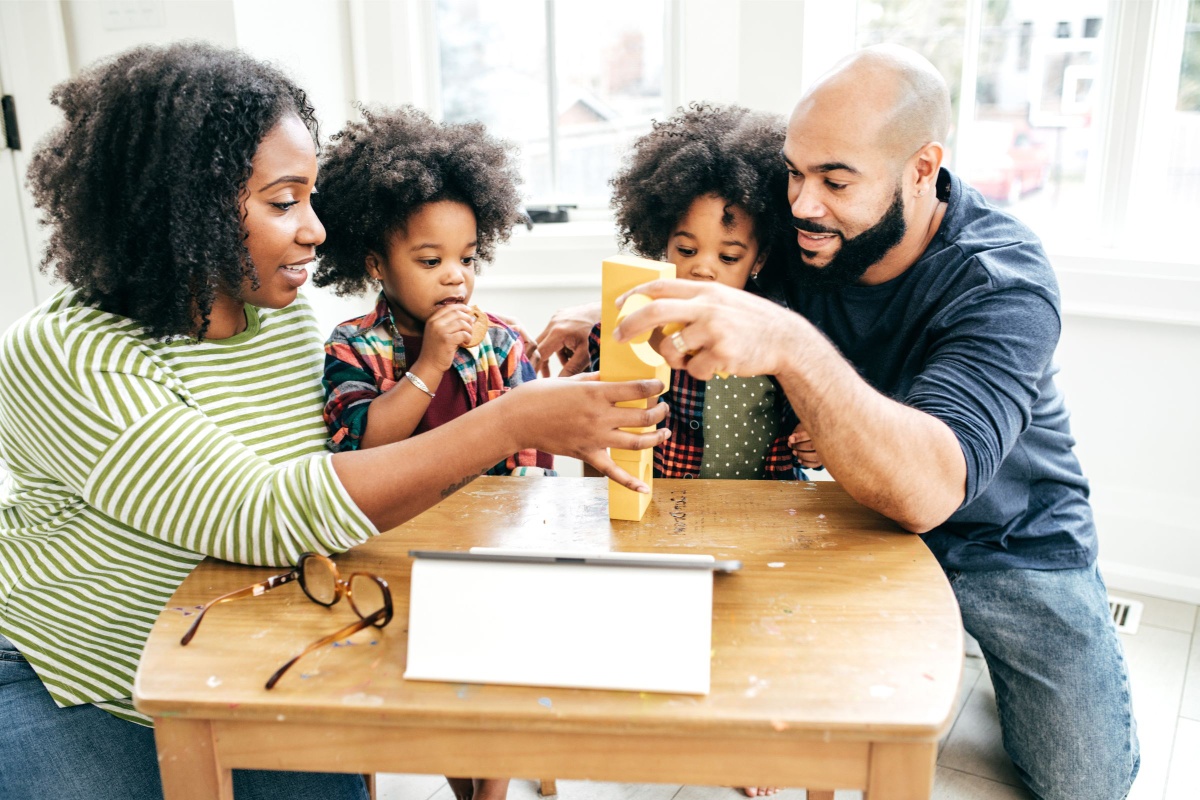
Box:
[315,107,553,481]
[593,103,807,481]
[314,106,542,800]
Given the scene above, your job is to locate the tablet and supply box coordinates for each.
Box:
[407,548,741,573]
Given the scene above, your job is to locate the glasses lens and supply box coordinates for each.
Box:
[348,574,387,622]
[301,556,338,605]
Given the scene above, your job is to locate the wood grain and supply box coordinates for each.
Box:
[135,478,963,798]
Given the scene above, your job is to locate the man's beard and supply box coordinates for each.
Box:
[790,186,907,288]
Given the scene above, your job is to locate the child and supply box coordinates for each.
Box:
[315,107,553,489]
[593,103,808,481]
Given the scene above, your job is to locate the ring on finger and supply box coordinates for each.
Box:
[669,330,689,353]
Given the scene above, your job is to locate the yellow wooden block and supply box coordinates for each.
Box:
[608,448,654,521]
[599,255,675,522]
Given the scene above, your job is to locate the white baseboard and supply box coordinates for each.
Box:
[1098,558,1200,606]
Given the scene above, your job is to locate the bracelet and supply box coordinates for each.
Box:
[404,371,435,399]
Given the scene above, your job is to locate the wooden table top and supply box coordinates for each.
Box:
[135,478,963,744]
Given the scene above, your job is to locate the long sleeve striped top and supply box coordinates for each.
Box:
[0,289,377,724]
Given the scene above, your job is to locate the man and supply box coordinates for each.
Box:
[536,44,1139,800]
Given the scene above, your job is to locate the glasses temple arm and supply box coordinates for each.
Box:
[264,609,388,690]
[179,570,299,646]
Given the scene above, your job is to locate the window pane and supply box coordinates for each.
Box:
[858,0,1110,236]
[857,0,968,156]
[552,0,665,206]
[435,0,551,199]
[1166,0,1200,225]
[435,0,665,208]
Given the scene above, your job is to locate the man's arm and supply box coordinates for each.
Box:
[613,280,965,533]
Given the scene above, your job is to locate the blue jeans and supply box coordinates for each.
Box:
[947,563,1140,800]
[0,634,369,800]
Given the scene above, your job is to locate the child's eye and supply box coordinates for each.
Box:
[420,258,440,268]
[461,255,476,267]
[675,246,696,257]
[720,254,742,265]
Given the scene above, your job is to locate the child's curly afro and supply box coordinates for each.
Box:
[611,103,789,260]
[314,106,526,296]
[26,41,318,340]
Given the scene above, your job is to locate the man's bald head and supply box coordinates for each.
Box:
[794,44,951,163]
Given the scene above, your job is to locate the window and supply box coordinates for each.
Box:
[855,0,1197,253]
[434,0,669,212]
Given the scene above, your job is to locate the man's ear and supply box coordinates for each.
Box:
[912,141,945,197]
[365,251,384,281]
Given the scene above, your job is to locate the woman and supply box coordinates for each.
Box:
[0,41,667,800]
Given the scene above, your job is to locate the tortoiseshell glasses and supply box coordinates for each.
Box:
[180,552,393,689]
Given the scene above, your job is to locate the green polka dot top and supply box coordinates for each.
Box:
[698,375,780,479]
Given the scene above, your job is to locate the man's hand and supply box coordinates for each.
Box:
[531,302,602,377]
[612,280,804,381]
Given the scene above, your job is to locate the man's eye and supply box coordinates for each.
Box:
[826,180,847,191]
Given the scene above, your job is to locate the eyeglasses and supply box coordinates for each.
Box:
[180,552,393,689]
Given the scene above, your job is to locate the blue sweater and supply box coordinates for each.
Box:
[766,168,1095,571]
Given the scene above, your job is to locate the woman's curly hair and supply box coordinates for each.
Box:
[611,103,790,261]
[26,41,318,339]
[313,106,525,296]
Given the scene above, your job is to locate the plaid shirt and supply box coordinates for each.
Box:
[587,324,798,479]
[323,293,553,474]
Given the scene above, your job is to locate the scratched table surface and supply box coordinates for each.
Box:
[135,478,963,799]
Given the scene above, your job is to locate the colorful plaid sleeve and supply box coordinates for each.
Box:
[322,312,393,453]
[481,318,556,475]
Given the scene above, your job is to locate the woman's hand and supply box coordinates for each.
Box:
[506,373,669,492]
[531,302,602,377]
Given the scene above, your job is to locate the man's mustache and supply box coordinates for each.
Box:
[792,218,840,236]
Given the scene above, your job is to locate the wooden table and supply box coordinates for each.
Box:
[135,478,963,800]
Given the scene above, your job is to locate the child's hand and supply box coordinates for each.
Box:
[788,423,823,470]
[416,304,477,373]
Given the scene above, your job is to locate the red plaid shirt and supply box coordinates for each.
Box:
[587,325,798,479]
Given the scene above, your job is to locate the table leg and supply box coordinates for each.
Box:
[153,717,233,800]
[539,778,559,795]
[807,792,835,800]
[864,742,936,800]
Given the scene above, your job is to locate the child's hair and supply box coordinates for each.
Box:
[611,103,789,261]
[314,106,526,296]
[26,41,318,339]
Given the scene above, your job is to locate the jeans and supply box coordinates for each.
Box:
[946,563,1140,800]
[0,633,369,800]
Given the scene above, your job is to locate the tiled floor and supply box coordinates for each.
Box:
[377,588,1199,800]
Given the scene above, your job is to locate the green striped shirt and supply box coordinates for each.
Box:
[0,289,377,724]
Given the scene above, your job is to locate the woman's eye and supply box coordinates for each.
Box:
[271,201,299,211]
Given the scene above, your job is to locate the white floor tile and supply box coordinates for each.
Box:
[1179,629,1200,722]
[1165,717,1200,799]
[936,667,1024,788]
[376,773,451,800]
[932,767,1032,799]
[555,780,681,800]
[1121,625,1192,800]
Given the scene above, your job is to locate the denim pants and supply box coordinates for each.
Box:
[0,633,369,800]
[946,563,1140,800]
